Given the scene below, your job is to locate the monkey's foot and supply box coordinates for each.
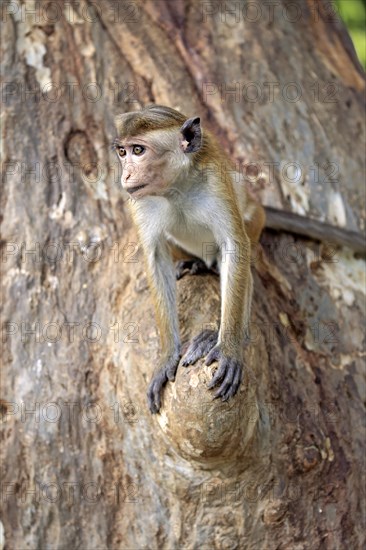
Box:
[205,346,243,401]
[182,329,218,365]
[175,259,219,280]
[147,352,180,414]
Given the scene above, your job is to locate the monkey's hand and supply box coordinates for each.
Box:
[182,329,218,365]
[205,346,243,401]
[147,351,180,414]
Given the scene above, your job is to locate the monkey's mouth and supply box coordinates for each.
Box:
[126,184,147,195]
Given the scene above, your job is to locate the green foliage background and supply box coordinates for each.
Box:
[336,0,366,68]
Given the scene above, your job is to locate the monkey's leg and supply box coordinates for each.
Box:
[181,329,218,366]
[244,201,266,245]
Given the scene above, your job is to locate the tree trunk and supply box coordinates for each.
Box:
[1,1,365,548]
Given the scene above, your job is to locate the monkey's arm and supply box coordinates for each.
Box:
[264,206,366,255]
[203,214,252,400]
[143,240,181,413]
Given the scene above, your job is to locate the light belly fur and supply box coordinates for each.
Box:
[166,225,219,268]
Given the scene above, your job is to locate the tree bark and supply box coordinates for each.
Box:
[1,1,365,549]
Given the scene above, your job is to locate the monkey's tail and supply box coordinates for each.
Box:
[264,206,366,255]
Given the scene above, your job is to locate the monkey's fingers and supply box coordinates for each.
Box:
[147,381,161,414]
[225,366,242,400]
[175,259,204,280]
[176,259,217,280]
[212,359,235,398]
[207,353,243,400]
[207,358,227,389]
[189,259,213,276]
[175,260,192,280]
[165,352,181,380]
[147,369,168,414]
[216,362,242,401]
[205,346,220,366]
[182,329,218,366]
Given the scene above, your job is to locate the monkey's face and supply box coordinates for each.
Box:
[115,130,189,199]
[114,114,202,199]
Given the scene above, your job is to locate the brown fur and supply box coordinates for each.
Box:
[115,104,266,412]
[118,105,265,238]
[115,105,187,139]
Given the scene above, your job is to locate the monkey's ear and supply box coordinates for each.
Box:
[180,117,202,153]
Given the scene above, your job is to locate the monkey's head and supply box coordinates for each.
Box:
[113,105,202,199]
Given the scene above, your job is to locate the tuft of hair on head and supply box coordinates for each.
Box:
[115,104,187,139]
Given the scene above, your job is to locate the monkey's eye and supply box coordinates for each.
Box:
[117,146,126,157]
[132,145,145,156]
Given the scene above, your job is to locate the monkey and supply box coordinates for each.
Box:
[113,105,366,414]
[113,104,261,414]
